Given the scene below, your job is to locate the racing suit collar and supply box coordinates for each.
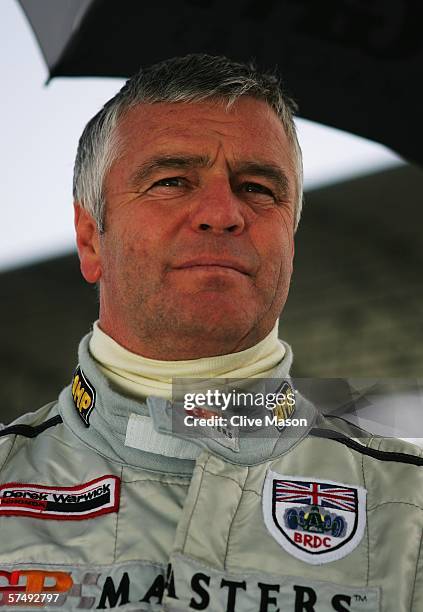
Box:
[58,333,317,471]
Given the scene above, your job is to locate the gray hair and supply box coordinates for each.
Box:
[73,54,303,232]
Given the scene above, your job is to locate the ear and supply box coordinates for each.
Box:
[74,203,102,283]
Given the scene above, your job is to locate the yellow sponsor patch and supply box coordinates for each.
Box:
[71,366,96,427]
[272,381,296,431]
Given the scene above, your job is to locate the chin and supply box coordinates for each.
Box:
[179,300,255,339]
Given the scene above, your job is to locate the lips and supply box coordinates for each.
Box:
[174,259,251,275]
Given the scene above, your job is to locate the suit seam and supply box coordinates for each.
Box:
[40,432,92,452]
[181,457,210,553]
[200,467,243,490]
[243,487,261,497]
[199,468,261,495]
[122,478,190,486]
[0,435,17,472]
[0,559,165,569]
[361,453,370,586]
[113,466,123,563]
[367,501,423,512]
[410,527,423,610]
[223,467,249,571]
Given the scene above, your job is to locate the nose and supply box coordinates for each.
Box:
[189,178,245,235]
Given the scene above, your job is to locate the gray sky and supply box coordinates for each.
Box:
[1,0,403,272]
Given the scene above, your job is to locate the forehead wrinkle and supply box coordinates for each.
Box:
[128,153,212,188]
[127,150,292,200]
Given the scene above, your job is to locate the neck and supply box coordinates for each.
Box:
[89,320,291,400]
[98,312,275,360]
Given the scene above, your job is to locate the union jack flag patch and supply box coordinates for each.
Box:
[263,471,367,565]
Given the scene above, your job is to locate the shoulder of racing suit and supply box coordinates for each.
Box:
[0,402,63,471]
[312,412,423,465]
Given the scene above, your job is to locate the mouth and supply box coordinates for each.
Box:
[174,259,251,276]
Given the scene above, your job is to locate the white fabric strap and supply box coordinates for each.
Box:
[125,413,201,460]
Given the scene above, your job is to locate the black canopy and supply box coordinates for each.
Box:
[18,0,423,164]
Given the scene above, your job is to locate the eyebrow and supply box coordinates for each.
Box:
[129,154,210,188]
[129,153,291,199]
[231,161,290,199]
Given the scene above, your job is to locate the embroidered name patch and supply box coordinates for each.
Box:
[0,475,120,520]
[71,365,96,426]
[263,471,367,565]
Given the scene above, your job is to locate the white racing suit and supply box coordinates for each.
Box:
[0,334,422,611]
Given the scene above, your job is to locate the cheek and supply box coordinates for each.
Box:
[266,244,294,293]
[111,204,172,256]
[102,222,166,293]
[253,218,294,281]
[100,227,135,283]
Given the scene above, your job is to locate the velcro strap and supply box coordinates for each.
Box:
[125,413,201,460]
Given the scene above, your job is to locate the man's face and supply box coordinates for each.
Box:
[77,97,297,359]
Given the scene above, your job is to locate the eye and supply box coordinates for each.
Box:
[150,177,186,189]
[241,182,276,201]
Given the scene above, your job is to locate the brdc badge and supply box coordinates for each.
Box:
[263,471,367,564]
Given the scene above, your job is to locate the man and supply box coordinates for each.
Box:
[0,54,422,611]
